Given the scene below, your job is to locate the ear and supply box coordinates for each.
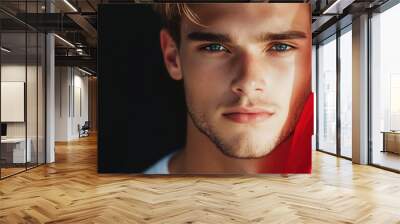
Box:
[159,29,182,80]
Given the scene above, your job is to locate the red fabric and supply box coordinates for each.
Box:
[258,92,314,174]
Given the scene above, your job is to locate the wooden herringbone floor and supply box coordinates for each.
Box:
[1,134,400,224]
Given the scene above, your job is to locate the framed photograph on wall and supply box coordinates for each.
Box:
[98,3,313,174]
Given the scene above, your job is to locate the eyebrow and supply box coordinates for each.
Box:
[187,31,307,43]
[257,31,307,42]
[187,32,231,43]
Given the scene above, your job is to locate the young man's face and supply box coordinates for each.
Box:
[160,3,311,158]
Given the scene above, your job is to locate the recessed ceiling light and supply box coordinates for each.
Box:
[54,34,75,48]
[322,0,354,15]
[78,67,93,76]
[1,47,11,53]
[63,0,78,12]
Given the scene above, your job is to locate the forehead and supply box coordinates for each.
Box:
[181,3,310,35]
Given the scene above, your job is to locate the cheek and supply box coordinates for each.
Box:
[269,50,311,124]
[266,55,297,108]
[180,52,230,110]
[291,49,311,104]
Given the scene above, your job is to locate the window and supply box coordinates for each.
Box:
[339,27,352,158]
[317,35,337,154]
[371,2,400,171]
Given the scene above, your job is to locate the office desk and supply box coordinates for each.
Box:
[1,138,32,163]
[381,131,400,154]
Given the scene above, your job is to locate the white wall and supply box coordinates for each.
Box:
[1,63,46,164]
[72,72,89,138]
[1,64,40,137]
[1,65,27,141]
[1,82,25,122]
[55,66,70,141]
[55,66,89,141]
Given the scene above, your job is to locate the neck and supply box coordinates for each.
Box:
[169,116,293,174]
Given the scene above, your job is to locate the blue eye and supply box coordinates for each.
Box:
[203,43,228,52]
[270,44,293,52]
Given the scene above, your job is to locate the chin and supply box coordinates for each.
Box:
[220,145,275,159]
[217,134,279,159]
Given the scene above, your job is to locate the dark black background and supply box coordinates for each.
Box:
[98,4,186,173]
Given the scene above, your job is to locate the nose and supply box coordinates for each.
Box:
[231,52,266,97]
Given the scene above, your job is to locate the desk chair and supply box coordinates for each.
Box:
[78,121,90,138]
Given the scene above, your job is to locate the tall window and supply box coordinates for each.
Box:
[371,3,400,171]
[317,35,337,154]
[339,27,352,158]
[390,74,400,130]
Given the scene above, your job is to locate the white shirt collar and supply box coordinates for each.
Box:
[143,151,176,174]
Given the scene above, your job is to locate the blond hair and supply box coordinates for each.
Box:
[153,3,201,46]
[153,2,310,44]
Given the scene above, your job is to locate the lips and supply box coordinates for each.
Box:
[223,108,275,123]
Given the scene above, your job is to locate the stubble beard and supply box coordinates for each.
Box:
[186,100,294,159]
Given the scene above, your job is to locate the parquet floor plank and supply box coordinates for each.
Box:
[0,135,399,223]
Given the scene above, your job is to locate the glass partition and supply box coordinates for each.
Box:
[27,30,38,169]
[38,32,45,165]
[0,1,46,179]
[26,0,42,170]
[317,35,337,155]
[1,31,28,177]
